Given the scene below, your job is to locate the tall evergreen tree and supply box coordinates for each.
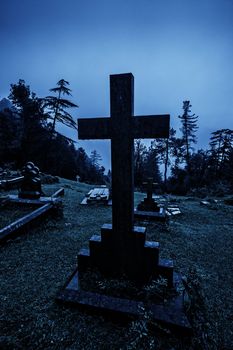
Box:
[156,128,177,187]
[209,129,233,177]
[143,143,162,183]
[178,100,198,171]
[90,150,102,168]
[8,80,47,165]
[134,139,147,186]
[44,79,78,134]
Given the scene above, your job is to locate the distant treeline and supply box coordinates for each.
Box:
[0,79,106,184]
[0,80,233,194]
[134,100,233,194]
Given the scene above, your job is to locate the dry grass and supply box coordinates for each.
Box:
[0,180,233,349]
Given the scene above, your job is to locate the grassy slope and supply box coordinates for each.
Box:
[0,179,232,349]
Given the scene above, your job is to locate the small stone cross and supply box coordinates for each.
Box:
[143,178,158,202]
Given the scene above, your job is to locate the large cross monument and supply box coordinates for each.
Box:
[78,73,172,284]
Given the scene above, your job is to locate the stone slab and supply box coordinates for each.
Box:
[51,187,65,198]
[165,206,182,216]
[7,194,61,206]
[80,197,112,206]
[0,203,54,244]
[56,269,192,335]
[134,208,166,221]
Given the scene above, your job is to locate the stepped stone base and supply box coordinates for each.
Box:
[78,224,173,286]
[56,269,192,335]
[137,197,161,212]
[57,222,192,334]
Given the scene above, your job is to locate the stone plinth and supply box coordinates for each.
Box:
[78,224,173,287]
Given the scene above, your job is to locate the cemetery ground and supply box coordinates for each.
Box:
[0,179,233,350]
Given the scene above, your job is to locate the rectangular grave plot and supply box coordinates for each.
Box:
[57,269,192,336]
[0,202,55,244]
[0,203,34,229]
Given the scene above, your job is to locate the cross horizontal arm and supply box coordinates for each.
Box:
[133,115,170,139]
[78,118,111,140]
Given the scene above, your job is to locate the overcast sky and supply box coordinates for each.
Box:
[1,0,232,171]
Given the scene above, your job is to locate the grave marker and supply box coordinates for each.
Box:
[135,178,166,221]
[57,73,191,333]
[78,73,170,282]
[19,162,42,199]
[137,178,160,211]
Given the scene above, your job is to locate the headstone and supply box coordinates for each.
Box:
[18,162,42,199]
[135,179,166,221]
[77,73,171,284]
[137,178,160,212]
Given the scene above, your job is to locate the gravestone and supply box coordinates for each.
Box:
[135,178,166,221]
[77,73,171,284]
[137,178,160,212]
[57,73,191,333]
[18,162,42,199]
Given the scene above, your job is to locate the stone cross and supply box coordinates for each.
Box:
[143,178,158,202]
[78,73,169,275]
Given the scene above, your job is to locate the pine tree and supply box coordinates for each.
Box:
[8,80,47,165]
[156,128,177,187]
[44,79,78,134]
[178,100,198,171]
[134,139,147,186]
[143,143,162,184]
[209,129,233,176]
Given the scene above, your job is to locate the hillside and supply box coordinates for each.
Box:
[0,178,233,349]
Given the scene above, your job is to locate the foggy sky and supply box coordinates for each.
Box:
[1,0,233,171]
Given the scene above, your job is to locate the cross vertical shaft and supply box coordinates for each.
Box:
[110,74,134,250]
[77,72,170,279]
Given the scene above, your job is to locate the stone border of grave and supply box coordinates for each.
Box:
[0,188,64,244]
[0,176,24,190]
[6,187,65,206]
[56,269,192,335]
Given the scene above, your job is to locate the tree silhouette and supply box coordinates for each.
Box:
[143,143,161,184]
[8,80,47,165]
[156,128,177,187]
[209,129,233,177]
[44,79,78,134]
[134,139,147,186]
[178,100,198,172]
